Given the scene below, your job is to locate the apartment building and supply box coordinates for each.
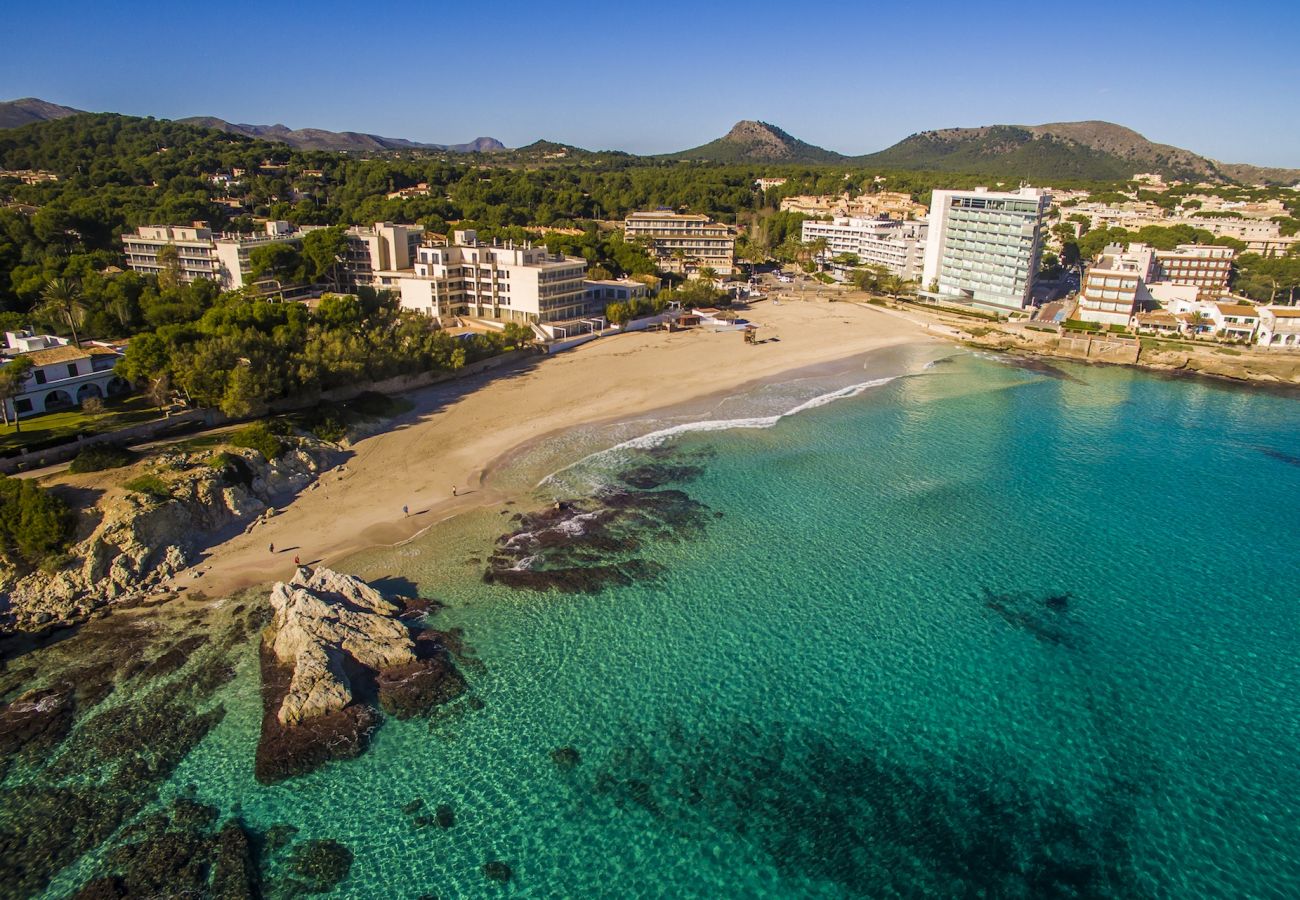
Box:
[123,221,422,292]
[381,230,588,327]
[921,187,1050,312]
[1076,244,1156,327]
[331,222,423,289]
[801,217,927,279]
[1153,245,1234,300]
[123,221,300,288]
[623,211,735,275]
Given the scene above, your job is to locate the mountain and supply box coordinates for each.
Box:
[856,121,1300,184]
[0,97,84,129]
[176,117,505,154]
[663,120,846,164]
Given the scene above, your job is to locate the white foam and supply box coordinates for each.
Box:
[540,375,899,486]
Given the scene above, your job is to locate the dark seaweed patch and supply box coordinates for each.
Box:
[485,488,712,593]
[983,589,1079,647]
[583,718,1146,898]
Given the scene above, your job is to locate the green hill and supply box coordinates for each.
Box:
[662,121,845,164]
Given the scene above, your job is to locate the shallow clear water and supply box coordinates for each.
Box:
[39,350,1300,897]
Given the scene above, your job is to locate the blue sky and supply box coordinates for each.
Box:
[4,0,1298,166]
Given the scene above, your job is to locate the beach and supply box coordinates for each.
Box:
[181,298,938,598]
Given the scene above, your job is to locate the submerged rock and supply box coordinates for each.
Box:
[550,746,582,769]
[434,804,455,829]
[482,860,513,883]
[287,838,354,893]
[484,488,711,594]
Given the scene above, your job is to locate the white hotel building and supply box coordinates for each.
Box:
[921,187,1050,312]
[800,217,927,279]
[378,230,590,330]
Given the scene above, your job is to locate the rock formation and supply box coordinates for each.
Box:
[0,441,339,635]
[255,567,469,783]
[267,567,416,725]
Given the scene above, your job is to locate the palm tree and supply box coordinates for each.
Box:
[37,277,88,347]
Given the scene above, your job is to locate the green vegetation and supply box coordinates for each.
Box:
[0,474,74,568]
[68,443,136,473]
[0,396,163,454]
[121,473,171,501]
[1063,319,1102,333]
[228,422,284,461]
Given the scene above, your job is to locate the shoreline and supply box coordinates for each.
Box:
[172,300,942,599]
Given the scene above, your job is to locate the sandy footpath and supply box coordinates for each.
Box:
[182,299,938,597]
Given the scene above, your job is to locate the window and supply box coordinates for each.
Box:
[68,363,80,378]
[34,369,46,385]
[15,398,33,413]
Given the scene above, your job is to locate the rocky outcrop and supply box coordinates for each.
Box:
[255,568,468,783]
[0,441,339,635]
[267,567,415,725]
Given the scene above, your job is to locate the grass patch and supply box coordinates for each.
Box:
[229,422,285,460]
[0,395,161,455]
[1215,347,1243,356]
[1024,324,1057,333]
[68,443,137,473]
[122,473,171,501]
[1063,319,1102,333]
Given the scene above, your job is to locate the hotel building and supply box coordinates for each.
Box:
[921,187,1050,312]
[623,211,735,276]
[1152,245,1235,300]
[380,230,589,328]
[801,217,927,279]
[123,221,422,293]
[1076,244,1156,327]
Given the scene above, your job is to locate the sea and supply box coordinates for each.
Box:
[10,344,1300,898]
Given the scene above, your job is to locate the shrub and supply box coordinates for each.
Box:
[68,443,136,474]
[229,422,284,460]
[0,474,75,567]
[296,405,348,443]
[122,474,172,501]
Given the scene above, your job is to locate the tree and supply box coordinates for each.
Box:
[36,277,88,347]
[156,243,183,291]
[301,226,349,290]
[0,357,33,430]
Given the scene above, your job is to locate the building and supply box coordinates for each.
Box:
[123,221,300,288]
[123,221,422,293]
[1153,245,1234,300]
[584,278,648,311]
[1208,301,1261,341]
[623,211,735,276]
[1076,244,1156,327]
[921,186,1050,312]
[332,223,423,289]
[380,230,589,329]
[801,216,927,279]
[1256,306,1300,350]
[1,341,127,419]
[754,178,787,191]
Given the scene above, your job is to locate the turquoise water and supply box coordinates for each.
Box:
[31,349,1300,897]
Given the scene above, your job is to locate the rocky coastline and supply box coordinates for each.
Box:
[0,440,340,637]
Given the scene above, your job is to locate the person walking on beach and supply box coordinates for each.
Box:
[403,505,409,517]
[269,542,274,554]
[293,555,300,566]
[452,485,458,497]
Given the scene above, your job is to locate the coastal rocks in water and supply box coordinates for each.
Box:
[256,567,470,784]
[0,684,75,763]
[434,804,456,829]
[618,463,705,490]
[484,488,712,593]
[286,838,354,894]
[268,566,414,725]
[1,438,341,637]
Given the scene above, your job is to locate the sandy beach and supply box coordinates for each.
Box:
[180,299,938,597]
